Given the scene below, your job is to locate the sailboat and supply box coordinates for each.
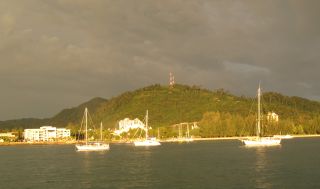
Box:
[185,124,194,142]
[176,123,193,142]
[134,110,161,146]
[75,108,110,151]
[242,84,281,146]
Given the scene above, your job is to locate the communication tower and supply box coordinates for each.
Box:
[169,72,175,88]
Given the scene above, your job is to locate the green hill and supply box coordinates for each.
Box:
[0,118,49,131]
[92,84,252,129]
[1,84,320,137]
[49,97,108,127]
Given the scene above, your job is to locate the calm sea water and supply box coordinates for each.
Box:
[0,138,320,189]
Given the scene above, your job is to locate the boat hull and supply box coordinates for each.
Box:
[273,135,293,139]
[176,138,194,143]
[242,137,281,146]
[75,143,110,151]
[134,139,161,146]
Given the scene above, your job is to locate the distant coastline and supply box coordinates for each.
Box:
[1,134,320,146]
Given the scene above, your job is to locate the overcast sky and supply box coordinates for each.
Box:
[1,0,320,120]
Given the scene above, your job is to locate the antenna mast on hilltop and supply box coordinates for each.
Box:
[169,72,175,88]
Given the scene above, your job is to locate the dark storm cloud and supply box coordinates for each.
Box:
[1,0,320,120]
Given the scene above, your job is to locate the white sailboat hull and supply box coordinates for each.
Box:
[76,143,110,151]
[242,137,281,146]
[134,139,161,146]
[184,138,194,142]
[273,135,293,139]
[176,137,194,142]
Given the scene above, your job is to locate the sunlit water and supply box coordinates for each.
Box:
[1,138,320,189]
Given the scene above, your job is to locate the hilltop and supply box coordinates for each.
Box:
[1,84,320,136]
[48,84,255,129]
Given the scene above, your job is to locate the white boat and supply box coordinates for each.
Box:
[177,123,194,142]
[242,84,281,146]
[76,142,110,151]
[243,137,281,146]
[273,134,293,139]
[134,110,161,146]
[75,108,110,151]
[134,137,161,146]
[282,135,293,139]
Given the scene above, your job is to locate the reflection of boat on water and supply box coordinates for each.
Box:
[254,147,272,188]
[241,84,281,146]
[134,110,161,147]
[75,108,110,151]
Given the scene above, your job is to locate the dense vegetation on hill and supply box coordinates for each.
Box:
[1,84,320,138]
[0,118,49,130]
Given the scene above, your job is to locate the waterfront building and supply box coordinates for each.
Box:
[24,129,40,141]
[57,128,71,139]
[24,126,70,142]
[114,118,145,135]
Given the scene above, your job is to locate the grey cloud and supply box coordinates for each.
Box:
[0,0,320,120]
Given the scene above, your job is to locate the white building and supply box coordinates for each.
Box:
[57,128,71,138]
[24,126,70,142]
[267,112,279,122]
[114,118,145,135]
[24,129,40,141]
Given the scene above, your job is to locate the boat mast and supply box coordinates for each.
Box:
[100,122,103,141]
[145,110,149,139]
[187,124,190,138]
[257,84,261,137]
[85,107,88,145]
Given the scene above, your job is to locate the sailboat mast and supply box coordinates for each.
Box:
[85,108,88,145]
[145,110,149,139]
[257,85,261,137]
[100,122,103,141]
[187,124,190,138]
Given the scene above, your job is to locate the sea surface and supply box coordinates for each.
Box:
[0,138,320,189]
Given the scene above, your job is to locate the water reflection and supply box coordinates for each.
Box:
[116,147,156,188]
[250,146,280,189]
[254,147,270,189]
[77,150,109,188]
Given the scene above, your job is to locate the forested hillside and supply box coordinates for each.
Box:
[1,84,320,137]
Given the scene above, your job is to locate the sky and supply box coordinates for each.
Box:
[1,0,320,120]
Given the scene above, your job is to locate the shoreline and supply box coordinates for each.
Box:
[1,134,320,146]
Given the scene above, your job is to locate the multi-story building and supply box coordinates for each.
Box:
[24,129,41,141]
[24,126,70,142]
[114,118,145,135]
[57,128,71,139]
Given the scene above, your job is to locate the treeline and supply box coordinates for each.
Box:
[196,111,320,137]
[35,110,320,142]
